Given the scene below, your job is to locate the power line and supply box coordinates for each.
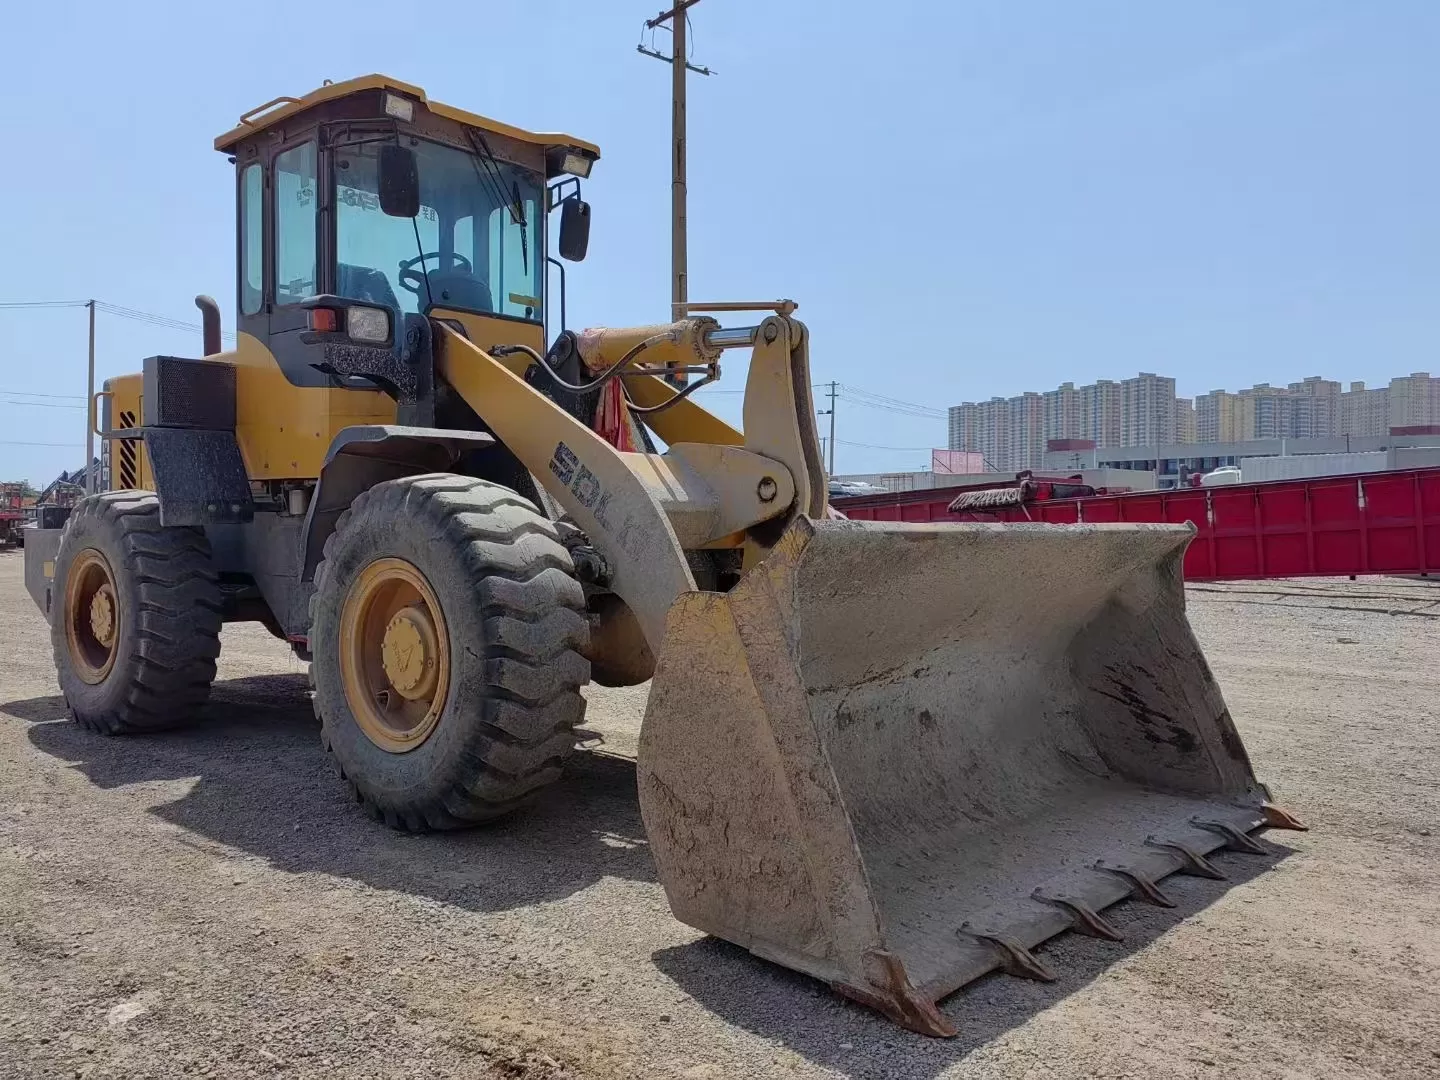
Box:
[836,384,946,419]
[838,382,947,412]
[836,438,937,452]
[836,395,941,420]
[0,439,85,447]
[0,399,85,410]
[94,301,237,341]
[2,298,236,341]
[96,301,203,331]
[0,389,85,400]
[691,382,831,397]
[690,381,943,468]
[837,393,945,418]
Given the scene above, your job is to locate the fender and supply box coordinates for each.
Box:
[299,425,496,582]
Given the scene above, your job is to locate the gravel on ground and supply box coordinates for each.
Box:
[1,549,1437,1079]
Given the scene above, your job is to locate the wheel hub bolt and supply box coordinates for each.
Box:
[89,587,116,647]
[381,605,439,700]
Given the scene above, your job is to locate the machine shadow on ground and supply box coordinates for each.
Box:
[9,673,656,913]
[7,676,1295,1079]
[652,838,1287,1078]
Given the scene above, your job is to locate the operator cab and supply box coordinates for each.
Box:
[332,138,530,318]
[216,75,597,390]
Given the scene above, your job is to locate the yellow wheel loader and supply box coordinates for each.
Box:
[24,75,1305,1035]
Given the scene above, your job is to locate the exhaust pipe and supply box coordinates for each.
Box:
[194,295,222,356]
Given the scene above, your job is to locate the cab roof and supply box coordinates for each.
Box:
[214,74,600,157]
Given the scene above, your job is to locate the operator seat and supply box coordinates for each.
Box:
[425,269,494,312]
[336,263,401,309]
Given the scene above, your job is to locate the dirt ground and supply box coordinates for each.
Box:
[1,548,1437,1079]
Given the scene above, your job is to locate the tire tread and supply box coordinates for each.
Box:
[309,474,590,830]
[53,492,221,735]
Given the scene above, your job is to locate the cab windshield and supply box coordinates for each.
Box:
[334,137,543,322]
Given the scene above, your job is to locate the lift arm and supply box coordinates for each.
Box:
[434,315,822,647]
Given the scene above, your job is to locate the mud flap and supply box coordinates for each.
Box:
[637,517,1286,1035]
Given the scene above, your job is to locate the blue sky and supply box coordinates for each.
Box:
[1,0,1436,483]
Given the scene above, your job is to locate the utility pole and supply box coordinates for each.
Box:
[667,4,687,325]
[85,299,95,494]
[816,381,837,477]
[827,381,837,477]
[637,1,712,326]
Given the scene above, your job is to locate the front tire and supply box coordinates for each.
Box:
[51,492,222,734]
[309,474,591,831]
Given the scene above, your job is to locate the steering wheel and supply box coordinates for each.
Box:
[398,252,473,296]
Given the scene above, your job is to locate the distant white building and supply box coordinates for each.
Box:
[1048,430,1440,488]
[949,371,1170,472]
[955,370,1440,474]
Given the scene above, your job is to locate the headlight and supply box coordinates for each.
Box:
[383,93,415,122]
[347,306,390,344]
[559,149,593,178]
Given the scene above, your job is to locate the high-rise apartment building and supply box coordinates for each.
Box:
[949,369,1438,473]
[1043,382,1082,442]
[947,402,969,455]
[1195,390,1241,443]
[1288,376,1341,437]
[1388,372,1440,431]
[1175,397,1197,444]
[948,401,982,465]
[1121,373,1177,446]
[1235,384,1291,439]
[1010,392,1045,473]
[1340,381,1391,437]
[1080,379,1122,449]
[951,373,1160,471]
[1194,378,1351,441]
[948,398,1010,471]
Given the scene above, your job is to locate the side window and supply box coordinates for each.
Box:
[274,142,317,304]
[452,215,474,272]
[239,163,263,316]
[487,195,540,318]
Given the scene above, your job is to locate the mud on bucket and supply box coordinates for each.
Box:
[637,516,1293,1035]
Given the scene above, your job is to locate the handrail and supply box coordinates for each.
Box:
[680,299,798,317]
[90,390,114,438]
[238,96,303,128]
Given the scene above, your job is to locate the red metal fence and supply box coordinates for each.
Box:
[834,468,1440,581]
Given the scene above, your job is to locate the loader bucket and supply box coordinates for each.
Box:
[637,517,1291,1036]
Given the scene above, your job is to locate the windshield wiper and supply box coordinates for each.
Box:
[464,128,530,274]
[511,181,529,276]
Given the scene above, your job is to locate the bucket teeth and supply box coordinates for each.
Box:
[960,927,1057,982]
[833,951,956,1038]
[1031,890,1125,941]
[1261,802,1309,831]
[636,516,1292,1035]
[1145,836,1228,880]
[1190,817,1269,855]
[1093,861,1177,908]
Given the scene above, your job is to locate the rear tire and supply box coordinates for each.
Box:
[51,492,222,734]
[308,474,591,831]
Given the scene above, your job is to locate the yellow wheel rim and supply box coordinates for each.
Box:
[338,557,451,753]
[64,548,119,685]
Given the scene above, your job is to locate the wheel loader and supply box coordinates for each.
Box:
[24,75,1305,1036]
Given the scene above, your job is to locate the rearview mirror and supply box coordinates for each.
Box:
[558,198,591,262]
[379,145,420,218]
